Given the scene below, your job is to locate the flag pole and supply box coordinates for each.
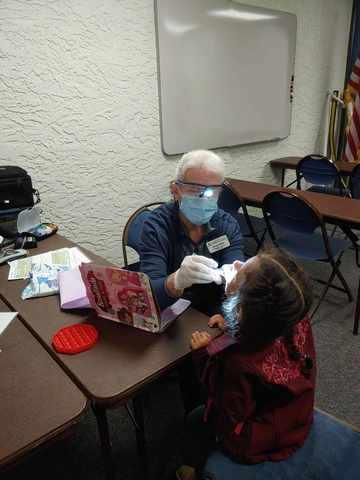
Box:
[327,92,345,106]
[325,92,345,159]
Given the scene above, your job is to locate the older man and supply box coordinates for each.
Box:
[139,149,244,317]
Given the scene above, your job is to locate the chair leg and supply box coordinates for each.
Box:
[254,229,267,254]
[328,255,353,302]
[310,259,353,321]
[333,263,353,302]
[353,277,360,335]
[309,270,337,321]
[329,225,338,237]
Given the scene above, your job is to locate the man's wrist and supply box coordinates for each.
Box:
[166,272,184,296]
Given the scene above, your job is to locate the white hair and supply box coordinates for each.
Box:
[175,150,225,183]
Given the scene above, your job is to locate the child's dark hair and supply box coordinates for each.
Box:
[223,247,314,379]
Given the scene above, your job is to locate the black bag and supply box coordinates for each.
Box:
[0,166,40,210]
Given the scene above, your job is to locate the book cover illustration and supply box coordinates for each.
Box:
[79,264,161,333]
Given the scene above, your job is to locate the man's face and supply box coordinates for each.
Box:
[171,167,223,202]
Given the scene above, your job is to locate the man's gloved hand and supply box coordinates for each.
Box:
[220,261,244,284]
[174,255,220,291]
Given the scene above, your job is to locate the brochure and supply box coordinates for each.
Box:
[8,247,91,280]
[79,263,190,333]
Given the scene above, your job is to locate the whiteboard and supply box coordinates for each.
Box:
[154,0,297,155]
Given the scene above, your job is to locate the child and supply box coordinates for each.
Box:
[176,248,315,480]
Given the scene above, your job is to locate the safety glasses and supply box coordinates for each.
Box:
[176,182,223,199]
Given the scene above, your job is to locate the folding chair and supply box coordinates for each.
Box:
[218,182,267,257]
[338,223,360,335]
[262,190,353,319]
[203,409,360,480]
[296,154,349,197]
[122,202,164,270]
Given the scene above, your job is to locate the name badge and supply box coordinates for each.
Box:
[206,235,230,253]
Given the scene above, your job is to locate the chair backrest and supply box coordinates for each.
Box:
[263,190,320,236]
[262,189,330,240]
[218,182,262,240]
[350,162,360,199]
[122,202,164,269]
[218,183,242,216]
[296,154,342,192]
[262,189,337,265]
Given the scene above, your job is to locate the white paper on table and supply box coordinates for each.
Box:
[8,247,92,280]
[0,312,17,335]
[67,247,91,267]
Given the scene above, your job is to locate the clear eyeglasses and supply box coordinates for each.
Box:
[176,182,223,199]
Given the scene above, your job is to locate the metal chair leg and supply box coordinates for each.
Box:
[309,270,336,321]
[353,277,360,335]
[328,255,353,302]
[254,229,267,254]
[329,225,338,237]
[333,264,354,302]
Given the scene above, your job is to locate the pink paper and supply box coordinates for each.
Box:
[58,267,91,309]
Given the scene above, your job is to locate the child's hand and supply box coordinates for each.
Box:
[208,314,227,332]
[190,331,212,350]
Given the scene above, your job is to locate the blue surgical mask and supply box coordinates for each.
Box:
[179,195,218,225]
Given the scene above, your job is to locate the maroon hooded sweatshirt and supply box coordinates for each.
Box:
[191,317,316,464]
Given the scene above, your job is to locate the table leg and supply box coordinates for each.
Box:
[133,394,149,480]
[281,168,285,187]
[92,403,116,480]
[354,277,360,335]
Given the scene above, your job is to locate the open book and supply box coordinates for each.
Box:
[79,263,190,333]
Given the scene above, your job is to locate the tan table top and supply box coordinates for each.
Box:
[269,156,357,174]
[226,177,360,230]
[0,298,87,471]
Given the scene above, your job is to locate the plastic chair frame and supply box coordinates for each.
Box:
[122,202,164,270]
[262,189,353,320]
[221,182,267,256]
[296,154,344,196]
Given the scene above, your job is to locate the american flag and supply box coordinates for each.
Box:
[344,52,360,162]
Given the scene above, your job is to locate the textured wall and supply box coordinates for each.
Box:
[0,0,352,264]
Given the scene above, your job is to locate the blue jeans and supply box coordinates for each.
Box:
[187,405,217,480]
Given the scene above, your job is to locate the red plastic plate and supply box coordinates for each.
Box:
[52,324,98,354]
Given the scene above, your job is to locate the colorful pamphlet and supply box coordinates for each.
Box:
[18,248,92,300]
[79,263,190,333]
[9,247,91,280]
